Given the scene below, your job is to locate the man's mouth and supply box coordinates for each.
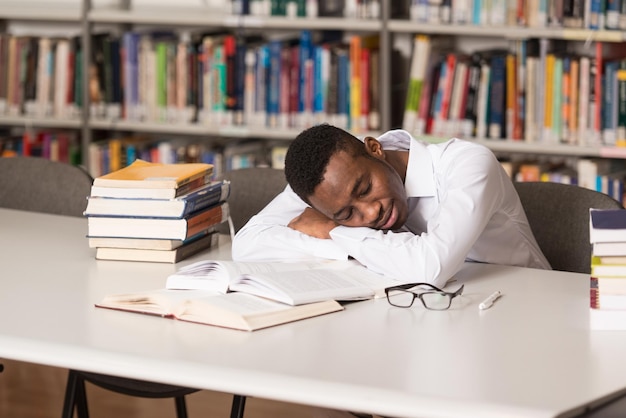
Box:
[379,203,397,230]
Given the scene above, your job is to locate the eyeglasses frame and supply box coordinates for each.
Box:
[384,282,465,310]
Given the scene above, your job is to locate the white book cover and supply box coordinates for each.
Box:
[475,63,490,139]
[54,38,70,119]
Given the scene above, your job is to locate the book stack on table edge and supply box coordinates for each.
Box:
[84,159,231,263]
[589,208,626,330]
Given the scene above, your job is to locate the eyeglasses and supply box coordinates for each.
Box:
[384,282,465,310]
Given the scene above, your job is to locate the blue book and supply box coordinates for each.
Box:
[337,47,349,128]
[488,52,507,139]
[122,32,140,120]
[298,30,312,114]
[267,39,282,128]
[85,180,231,218]
[313,44,324,116]
[589,0,603,29]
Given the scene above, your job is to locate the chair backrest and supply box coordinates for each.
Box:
[0,157,93,217]
[217,167,287,233]
[513,181,624,274]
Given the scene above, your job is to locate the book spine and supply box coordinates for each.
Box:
[488,53,506,140]
[506,52,518,140]
[289,45,300,128]
[298,30,312,128]
[224,35,237,126]
[461,53,481,138]
[279,45,291,128]
[234,37,246,126]
[186,202,229,238]
[349,35,361,132]
[551,55,563,143]
[561,56,571,143]
[267,39,282,128]
[182,181,231,216]
[617,65,626,145]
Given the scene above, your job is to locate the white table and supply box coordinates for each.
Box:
[2,208,626,418]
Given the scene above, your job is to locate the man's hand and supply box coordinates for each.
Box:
[288,207,339,239]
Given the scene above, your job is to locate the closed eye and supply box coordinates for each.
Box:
[336,207,354,222]
[359,183,372,197]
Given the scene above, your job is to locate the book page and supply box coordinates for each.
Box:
[166,259,345,292]
[96,289,217,316]
[175,292,343,331]
[230,269,374,305]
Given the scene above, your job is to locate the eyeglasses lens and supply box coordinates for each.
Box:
[389,290,416,308]
[421,292,452,310]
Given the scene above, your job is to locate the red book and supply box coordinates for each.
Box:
[360,47,370,131]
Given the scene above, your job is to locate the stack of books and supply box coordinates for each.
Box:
[589,208,626,329]
[85,159,231,263]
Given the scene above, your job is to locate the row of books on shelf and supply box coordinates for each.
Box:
[589,208,626,330]
[504,157,626,204]
[402,0,626,29]
[0,129,81,165]
[403,35,626,147]
[85,159,231,263]
[86,135,288,178]
[232,0,381,18]
[0,128,288,177]
[0,29,381,134]
[0,34,82,120]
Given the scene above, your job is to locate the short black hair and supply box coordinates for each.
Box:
[285,124,365,204]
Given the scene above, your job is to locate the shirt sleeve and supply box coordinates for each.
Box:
[231,185,350,262]
[329,144,505,288]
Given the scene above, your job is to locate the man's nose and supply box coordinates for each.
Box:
[357,201,382,225]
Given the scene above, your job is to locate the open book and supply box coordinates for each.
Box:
[165,259,405,306]
[96,289,343,332]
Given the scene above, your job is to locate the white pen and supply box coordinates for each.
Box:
[479,291,502,310]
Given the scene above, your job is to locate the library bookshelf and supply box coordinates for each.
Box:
[1,0,626,201]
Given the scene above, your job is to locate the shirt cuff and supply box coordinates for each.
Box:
[330,225,378,242]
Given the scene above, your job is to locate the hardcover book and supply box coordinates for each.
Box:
[95,232,219,263]
[84,180,230,218]
[590,208,626,243]
[96,288,343,332]
[88,228,217,250]
[593,242,626,256]
[93,159,213,190]
[87,202,229,240]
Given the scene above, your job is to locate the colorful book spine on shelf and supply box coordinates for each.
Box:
[349,35,362,132]
[267,39,282,128]
[336,45,350,130]
[298,30,313,128]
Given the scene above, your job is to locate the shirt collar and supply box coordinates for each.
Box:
[376,129,436,198]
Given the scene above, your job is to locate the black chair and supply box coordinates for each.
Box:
[0,156,93,216]
[0,157,246,418]
[514,181,624,274]
[217,167,288,234]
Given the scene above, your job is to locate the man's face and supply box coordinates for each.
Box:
[308,148,409,230]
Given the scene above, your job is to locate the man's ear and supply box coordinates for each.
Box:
[363,137,384,158]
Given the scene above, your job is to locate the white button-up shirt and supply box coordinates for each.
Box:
[232,130,550,287]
